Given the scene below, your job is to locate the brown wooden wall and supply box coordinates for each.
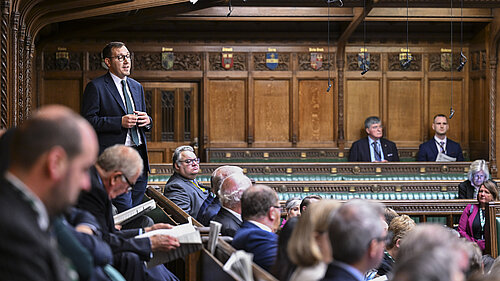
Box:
[38,42,489,161]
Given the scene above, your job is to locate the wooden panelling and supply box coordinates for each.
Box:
[387,79,422,146]
[469,76,489,160]
[298,80,335,145]
[253,80,290,145]
[42,79,81,110]
[208,80,246,145]
[346,79,381,142]
[428,80,464,144]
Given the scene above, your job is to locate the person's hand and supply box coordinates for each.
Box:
[149,235,180,252]
[122,114,138,128]
[144,223,174,233]
[380,160,388,163]
[75,224,94,235]
[134,111,151,127]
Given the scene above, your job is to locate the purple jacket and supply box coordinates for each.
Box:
[458,204,485,251]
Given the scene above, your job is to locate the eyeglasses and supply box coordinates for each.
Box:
[120,174,135,192]
[178,158,200,165]
[271,205,281,211]
[109,54,131,62]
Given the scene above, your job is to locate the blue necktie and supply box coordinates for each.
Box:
[121,80,139,146]
[372,142,381,161]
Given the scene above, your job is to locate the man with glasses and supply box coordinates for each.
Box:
[164,145,213,220]
[78,144,180,281]
[81,41,152,214]
[232,185,280,271]
[349,116,399,162]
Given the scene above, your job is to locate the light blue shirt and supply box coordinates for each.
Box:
[331,260,365,281]
[368,137,385,162]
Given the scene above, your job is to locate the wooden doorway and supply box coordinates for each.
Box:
[142,82,200,164]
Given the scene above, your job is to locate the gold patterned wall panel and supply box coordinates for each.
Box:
[346,80,381,142]
[298,80,335,144]
[387,80,422,145]
[42,80,81,111]
[208,80,246,145]
[254,80,290,145]
[428,80,464,143]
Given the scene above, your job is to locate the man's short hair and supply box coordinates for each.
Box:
[387,214,416,250]
[97,144,143,180]
[218,173,252,209]
[300,195,322,212]
[241,185,278,220]
[10,116,82,170]
[384,207,399,226]
[433,114,447,122]
[172,145,194,168]
[102,42,125,59]
[328,199,385,264]
[364,116,381,129]
[211,165,244,194]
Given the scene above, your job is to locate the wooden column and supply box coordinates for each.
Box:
[0,0,8,128]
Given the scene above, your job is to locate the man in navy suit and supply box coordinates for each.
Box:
[213,172,252,237]
[81,42,152,212]
[348,116,399,162]
[232,185,280,271]
[417,114,464,161]
[321,200,387,281]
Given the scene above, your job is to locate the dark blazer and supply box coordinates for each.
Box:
[458,180,475,199]
[232,221,278,271]
[81,72,151,172]
[213,207,242,237]
[417,138,464,161]
[0,177,70,281]
[321,262,362,281]
[164,172,209,219]
[77,166,152,261]
[348,137,400,162]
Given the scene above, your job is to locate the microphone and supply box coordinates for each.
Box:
[457,52,467,72]
[326,82,332,92]
[361,63,369,75]
[401,58,412,70]
[449,108,455,119]
[326,0,344,6]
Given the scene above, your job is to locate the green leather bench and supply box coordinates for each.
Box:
[278,192,458,201]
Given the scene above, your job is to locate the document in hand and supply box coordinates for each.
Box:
[113,199,156,225]
[136,221,202,267]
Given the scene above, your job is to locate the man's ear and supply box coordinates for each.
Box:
[365,127,370,135]
[46,146,67,180]
[431,123,436,131]
[104,58,111,68]
[174,162,180,170]
[395,238,401,249]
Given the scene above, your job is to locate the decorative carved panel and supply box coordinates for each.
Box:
[346,53,381,71]
[89,52,105,71]
[253,53,290,71]
[428,53,461,72]
[388,53,421,71]
[471,51,480,71]
[44,51,82,71]
[209,53,247,71]
[170,53,202,71]
[297,53,334,71]
[134,52,162,70]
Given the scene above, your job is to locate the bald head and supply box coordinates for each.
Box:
[211,165,244,195]
[219,173,252,212]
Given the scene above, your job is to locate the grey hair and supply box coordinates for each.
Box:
[211,165,244,195]
[467,159,490,182]
[285,197,301,211]
[364,116,381,129]
[97,144,143,179]
[218,173,252,209]
[172,145,194,168]
[328,199,385,264]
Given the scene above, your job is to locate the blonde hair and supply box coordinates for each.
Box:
[287,200,340,267]
[387,214,416,250]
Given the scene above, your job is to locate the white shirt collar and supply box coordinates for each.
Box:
[434,135,447,144]
[109,71,126,84]
[5,172,50,231]
[248,220,272,232]
[223,206,242,222]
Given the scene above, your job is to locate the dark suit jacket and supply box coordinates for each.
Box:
[213,207,242,237]
[77,166,152,261]
[417,138,464,161]
[348,137,400,162]
[0,177,70,281]
[321,262,363,281]
[232,221,278,271]
[164,172,209,219]
[458,180,475,199]
[81,72,151,172]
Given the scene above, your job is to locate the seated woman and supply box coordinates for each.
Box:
[280,197,301,228]
[458,180,498,251]
[459,160,489,199]
[287,200,340,281]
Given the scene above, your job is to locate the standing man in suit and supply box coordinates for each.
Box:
[348,116,399,162]
[77,144,180,281]
[417,114,464,161]
[232,185,280,271]
[81,41,152,212]
[0,105,99,281]
[164,145,219,222]
[213,173,252,236]
[321,200,387,281]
